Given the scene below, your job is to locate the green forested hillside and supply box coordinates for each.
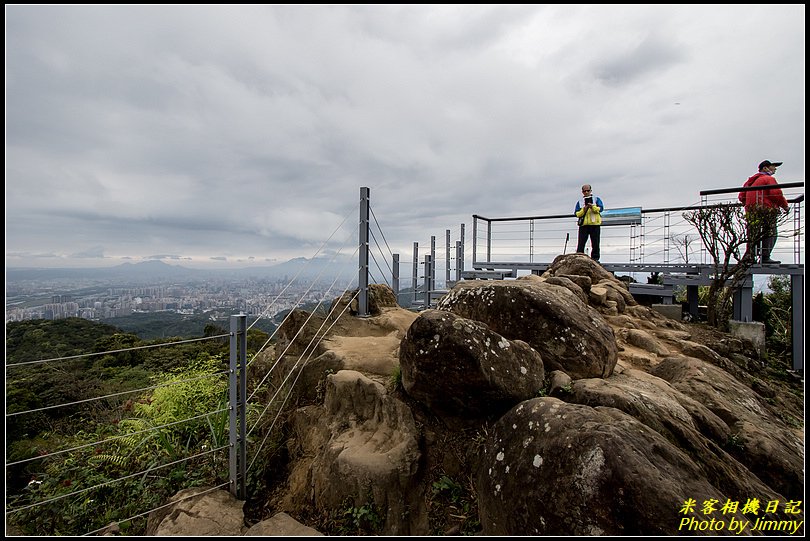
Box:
[102,311,278,340]
[5,317,273,536]
[6,318,123,365]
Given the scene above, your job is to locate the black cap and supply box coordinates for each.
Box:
[759,160,783,169]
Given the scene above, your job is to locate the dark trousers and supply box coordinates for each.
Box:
[576,225,601,261]
[747,216,778,261]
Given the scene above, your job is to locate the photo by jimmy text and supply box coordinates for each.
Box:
[678,498,803,535]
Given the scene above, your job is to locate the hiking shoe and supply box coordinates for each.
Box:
[761,258,781,264]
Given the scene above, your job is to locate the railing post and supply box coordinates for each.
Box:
[229,313,247,499]
[792,201,802,264]
[358,187,370,317]
[630,223,638,264]
[486,220,492,263]
[699,195,708,265]
[424,254,433,308]
[639,215,646,264]
[459,223,465,275]
[455,241,462,282]
[430,236,436,292]
[791,274,804,371]
[412,242,419,306]
[445,229,451,287]
[471,217,478,267]
[392,253,400,306]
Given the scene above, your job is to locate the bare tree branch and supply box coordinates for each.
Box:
[682,204,789,329]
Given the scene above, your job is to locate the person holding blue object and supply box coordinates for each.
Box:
[574,184,604,261]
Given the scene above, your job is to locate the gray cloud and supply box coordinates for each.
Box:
[5,5,805,269]
[591,34,685,87]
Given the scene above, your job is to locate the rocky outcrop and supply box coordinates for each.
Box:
[283,370,426,535]
[399,309,545,417]
[149,254,804,536]
[146,488,246,536]
[144,487,321,536]
[435,277,617,379]
[245,512,323,536]
[477,398,736,535]
[651,355,804,500]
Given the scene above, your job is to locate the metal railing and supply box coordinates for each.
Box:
[470,182,804,275]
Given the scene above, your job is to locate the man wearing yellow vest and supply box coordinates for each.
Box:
[574,184,604,262]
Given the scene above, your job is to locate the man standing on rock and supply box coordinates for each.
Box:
[739,160,789,264]
[574,184,604,262]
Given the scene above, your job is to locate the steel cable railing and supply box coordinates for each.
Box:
[8,183,802,535]
[6,334,230,368]
[245,244,360,406]
[472,187,803,269]
[246,290,360,473]
[5,370,229,419]
[246,205,356,342]
[5,202,364,535]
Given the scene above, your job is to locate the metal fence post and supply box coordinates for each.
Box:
[430,236,436,292]
[471,217,478,267]
[445,229,451,287]
[424,254,433,308]
[229,313,247,499]
[455,241,462,281]
[392,253,400,306]
[663,211,671,264]
[412,242,419,306]
[358,187,370,317]
[459,223,465,275]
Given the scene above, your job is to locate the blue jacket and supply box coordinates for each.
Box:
[574,196,604,226]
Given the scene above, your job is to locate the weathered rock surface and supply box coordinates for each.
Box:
[283,370,426,535]
[147,488,246,536]
[651,355,804,500]
[145,488,322,536]
[149,254,804,536]
[245,512,323,536]
[435,278,617,379]
[399,309,545,417]
[476,398,736,535]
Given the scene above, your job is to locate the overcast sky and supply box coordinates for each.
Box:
[5,5,805,270]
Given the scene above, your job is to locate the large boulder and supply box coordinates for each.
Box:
[436,280,617,379]
[476,398,746,535]
[544,253,624,289]
[566,369,784,504]
[399,309,545,417]
[651,355,805,500]
[330,283,399,316]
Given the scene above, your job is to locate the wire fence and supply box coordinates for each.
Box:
[5,203,365,536]
[5,183,804,535]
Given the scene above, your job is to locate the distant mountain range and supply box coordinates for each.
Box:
[5,257,361,283]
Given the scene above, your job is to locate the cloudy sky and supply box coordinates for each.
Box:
[5,5,805,269]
